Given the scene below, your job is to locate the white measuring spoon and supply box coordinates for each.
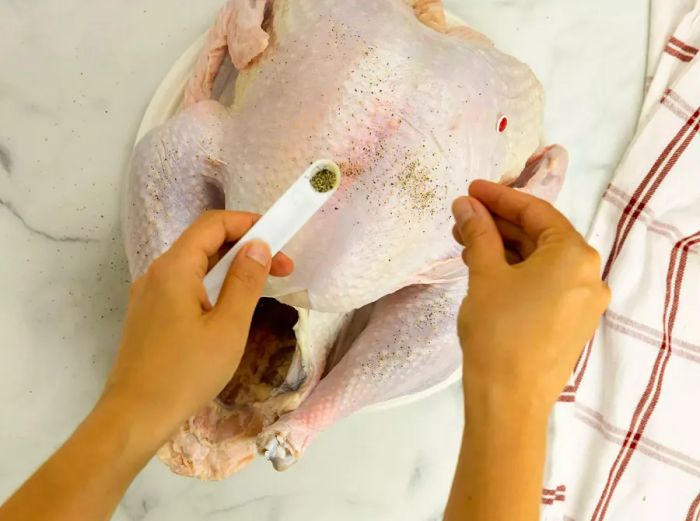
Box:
[204,159,341,305]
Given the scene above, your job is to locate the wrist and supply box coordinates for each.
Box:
[92,390,171,463]
[455,379,550,521]
[463,373,552,428]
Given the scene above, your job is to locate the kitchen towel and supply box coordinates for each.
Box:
[541,2,700,520]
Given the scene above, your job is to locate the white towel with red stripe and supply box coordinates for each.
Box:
[541,2,700,520]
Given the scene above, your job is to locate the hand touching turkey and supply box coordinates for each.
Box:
[445,181,610,521]
[0,212,293,521]
[108,212,294,441]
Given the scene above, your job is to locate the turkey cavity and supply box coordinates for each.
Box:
[217,298,299,409]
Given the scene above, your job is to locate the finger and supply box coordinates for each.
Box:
[455,221,523,263]
[270,253,295,277]
[213,240,271,326]
[504,248,524,265]
[207,245,294,277]
[452,224,464,246]
[169,211,261,276]
[452,196,507,272]
[207,243,233,271]
[456,210,535,258]
[469,180,574,242]
[492,216,537,259]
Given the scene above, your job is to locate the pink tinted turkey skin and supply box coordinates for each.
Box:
[258,279,466,470]
[225,0,545,312]
[125,0,545,312]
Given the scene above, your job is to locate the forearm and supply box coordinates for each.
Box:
[0,395,160,521]
[444,385,549,521]
[0,213,285,520]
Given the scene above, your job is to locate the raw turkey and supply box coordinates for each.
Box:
[123,0,568,479]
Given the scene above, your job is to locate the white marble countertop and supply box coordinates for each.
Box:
[0,1,648,520]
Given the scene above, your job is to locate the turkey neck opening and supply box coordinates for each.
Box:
[217,298,299,409]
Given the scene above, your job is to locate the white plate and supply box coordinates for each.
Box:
[134,11,466,411]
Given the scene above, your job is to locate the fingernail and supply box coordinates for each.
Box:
[245,240,271,267]
[452,197,475,226]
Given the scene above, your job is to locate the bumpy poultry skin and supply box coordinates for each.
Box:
[124,0,568,478]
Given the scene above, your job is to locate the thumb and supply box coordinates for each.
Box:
[452,196,506,272]
[214,240,271,326]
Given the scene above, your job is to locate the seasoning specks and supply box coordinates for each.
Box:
[398,158,440,214]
